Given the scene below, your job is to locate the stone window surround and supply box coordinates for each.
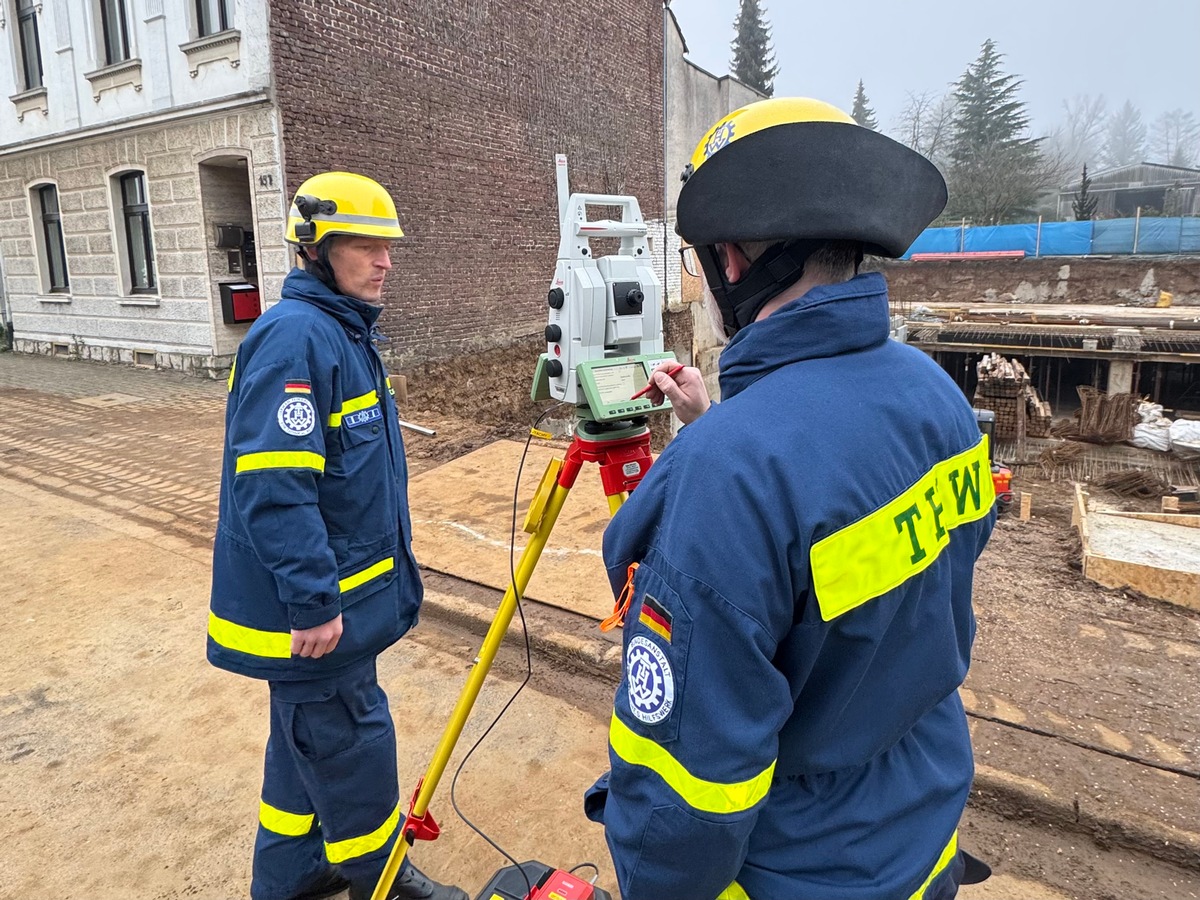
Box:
[9,85,48,121]
[107,167,160,302]
[179,29,240,78]
[28,179,71,296]
[83,58,143,102]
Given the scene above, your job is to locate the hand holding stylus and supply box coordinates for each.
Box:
[633,363,711,425]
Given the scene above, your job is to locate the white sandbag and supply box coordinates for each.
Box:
[1136,401,1167,424]
[1130,422,1172,451]
[1169,418,1200,444]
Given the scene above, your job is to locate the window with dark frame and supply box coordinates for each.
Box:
[16,0,44,90]
[119,173,156,294]
[196,0,231,37]
[37,185,69,293]
[99,0,131,66]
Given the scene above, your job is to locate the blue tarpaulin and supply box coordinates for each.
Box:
[901,216,1200,258]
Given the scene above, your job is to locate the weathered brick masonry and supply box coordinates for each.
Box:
[268,0,665,362]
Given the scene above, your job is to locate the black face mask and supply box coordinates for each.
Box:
[697,240,823,337]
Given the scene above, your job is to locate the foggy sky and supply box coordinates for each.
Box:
[669,0,1200,141]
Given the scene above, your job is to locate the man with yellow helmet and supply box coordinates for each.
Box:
[584,99,995,899]
[209,172,468,900]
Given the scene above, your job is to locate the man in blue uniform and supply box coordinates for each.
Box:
[209,171,468,900]
[585,99,996,899]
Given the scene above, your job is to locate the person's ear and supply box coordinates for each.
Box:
[303,246,318,261]
[719,242,750,284]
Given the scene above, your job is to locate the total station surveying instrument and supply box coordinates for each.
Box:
[368,157,674,900]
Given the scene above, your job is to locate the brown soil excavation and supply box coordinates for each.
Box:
[1,351,1198,899]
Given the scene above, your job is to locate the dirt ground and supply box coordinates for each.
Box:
[2,350,1199,899]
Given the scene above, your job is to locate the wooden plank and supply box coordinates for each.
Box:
[1108,511,1200,529]
[1019,491,1033,520]
[1083,552,1200,612]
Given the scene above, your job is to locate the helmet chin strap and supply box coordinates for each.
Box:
[300,240,340,294]
[698,240,824,337]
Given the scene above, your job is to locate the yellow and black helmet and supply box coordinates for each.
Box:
[678,97,946,334]
[285,171,404,245]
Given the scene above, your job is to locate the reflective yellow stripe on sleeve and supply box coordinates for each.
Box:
[227,355,237,392]
[338,556,394,593]
[259,800,315,837]
[324,801,400,864]
[328,390,379,428]
[717,882,751,900]
[810,436,994,622]
[609,714,775,815]
[208,612,291,659]
[909,830,958,900]
[235,451,326,474]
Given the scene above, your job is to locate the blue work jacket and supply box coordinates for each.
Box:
[590,273,995,900]
[208,269,422,681]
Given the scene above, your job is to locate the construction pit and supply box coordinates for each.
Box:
[1,348,1199,900]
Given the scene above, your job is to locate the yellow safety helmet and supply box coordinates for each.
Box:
[285,171,404,245]
[676,97,947,334]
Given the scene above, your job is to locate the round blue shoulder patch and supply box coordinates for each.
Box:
[626,635,675,725]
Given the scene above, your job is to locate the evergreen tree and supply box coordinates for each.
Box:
[851,80,878,131]
[1101,100,1147,169]
[729,0,778,97]
[945,39,1046,224]
[1071,164,1099,220]
[1149,109,1199,168]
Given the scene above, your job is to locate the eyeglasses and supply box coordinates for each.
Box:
[678,245,700,278]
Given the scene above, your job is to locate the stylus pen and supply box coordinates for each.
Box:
[631,363,685,400]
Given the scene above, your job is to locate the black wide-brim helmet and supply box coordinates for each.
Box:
[677,97,947,335]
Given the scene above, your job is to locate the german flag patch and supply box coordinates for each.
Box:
[284,379,312,394]
[638,594,672,643]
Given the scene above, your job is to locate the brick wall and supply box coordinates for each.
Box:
[267,0,665,362]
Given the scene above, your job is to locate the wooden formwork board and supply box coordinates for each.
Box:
[407,440,618,619]
[1072,483,1200,612]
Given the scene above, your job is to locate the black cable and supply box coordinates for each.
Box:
[568,862,600,880]
[448,402,567,899]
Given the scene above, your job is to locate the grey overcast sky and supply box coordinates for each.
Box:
[669,0,1200,138]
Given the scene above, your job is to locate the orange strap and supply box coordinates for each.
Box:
[600,562,639,632]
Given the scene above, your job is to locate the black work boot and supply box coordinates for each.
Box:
[350,863,469,900]
[292,868,350,899]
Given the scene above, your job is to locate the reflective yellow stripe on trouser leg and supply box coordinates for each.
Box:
[714,829,960,900]
[259,800,315,837]
[324,802,401,865]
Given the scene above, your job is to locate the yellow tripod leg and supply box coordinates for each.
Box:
[372,459,614,900]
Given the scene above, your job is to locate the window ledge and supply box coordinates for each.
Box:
[179,29,241,77]
[9,86,48,122]
[118,296,160,307]
[37,293,72,304]
[83,59,143,101]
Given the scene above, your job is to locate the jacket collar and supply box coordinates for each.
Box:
[282,268,382,336]
[718,272,891,400]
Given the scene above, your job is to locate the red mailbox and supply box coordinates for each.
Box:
[220,282,261,324]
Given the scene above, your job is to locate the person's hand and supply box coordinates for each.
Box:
[291,614,343,658]
[647,366,711,426]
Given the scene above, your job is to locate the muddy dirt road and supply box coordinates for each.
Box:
[2,352,1199,899]
[0,473,1194,900]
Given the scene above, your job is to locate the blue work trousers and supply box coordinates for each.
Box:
[251,659,402,900]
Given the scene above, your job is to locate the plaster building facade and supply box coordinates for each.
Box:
[0,0,664,375]
[0,0,283,374]
[660,7,762,400]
